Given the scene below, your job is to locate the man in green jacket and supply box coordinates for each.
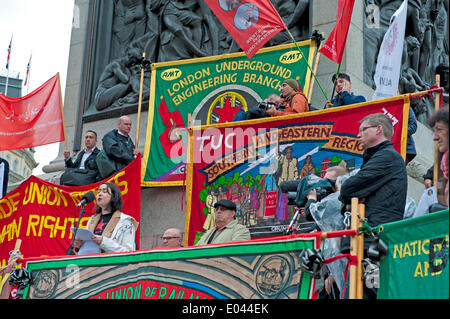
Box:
[196,200,251,245]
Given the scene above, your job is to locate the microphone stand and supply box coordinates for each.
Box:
[66,204,86,255]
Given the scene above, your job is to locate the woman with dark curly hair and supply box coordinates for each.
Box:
[428,105,449,207]
[73,182,138,253]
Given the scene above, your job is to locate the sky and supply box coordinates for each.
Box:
[0,0,75,175]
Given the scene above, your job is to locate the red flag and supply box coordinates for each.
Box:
[0,74,65,151]
[319,0,355,64]
[204,0,287,59]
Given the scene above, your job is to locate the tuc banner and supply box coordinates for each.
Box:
[378,210,449,299]
[22,234,318,299]
[141,40,315,186]
[185,96,409,246]
[0,156,141,267]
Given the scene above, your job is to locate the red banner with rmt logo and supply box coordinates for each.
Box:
[204,0,287,58]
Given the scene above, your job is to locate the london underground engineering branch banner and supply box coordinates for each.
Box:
[0,156,141,268]
[141,40,315,186]
[22,234,318,299]
[185,96,410,246]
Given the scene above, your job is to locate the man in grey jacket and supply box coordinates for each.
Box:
[196,200,251,245]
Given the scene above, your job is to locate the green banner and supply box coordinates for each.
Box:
[23,235,317,299]
[378,210,449,299]
[141,40,315,186]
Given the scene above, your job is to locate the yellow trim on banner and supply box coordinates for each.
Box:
[140,64,158,185]
[150,40,314,70]
[400,96,410,160]
[184,127,195,246]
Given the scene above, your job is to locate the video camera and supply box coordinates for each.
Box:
[258,101,286,111]
[279,176,334,207]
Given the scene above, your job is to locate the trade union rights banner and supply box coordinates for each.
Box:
[22,234,318,299]
[141,40,315,186]
[0,156,141,268]
[185,96,410,246]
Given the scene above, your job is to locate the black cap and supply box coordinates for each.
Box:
[214,199,236,211]
[332,72,351,83]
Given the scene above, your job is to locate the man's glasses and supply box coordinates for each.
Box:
[161,236,180,240]
[359,125,378,133]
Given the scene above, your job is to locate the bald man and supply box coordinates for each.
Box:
[161,228,183,248]
[102,116,140,174]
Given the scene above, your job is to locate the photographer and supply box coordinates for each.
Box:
[303,166,350,299]
[304,166,349,222]
[266,79,309,116]
[325,73,366,108]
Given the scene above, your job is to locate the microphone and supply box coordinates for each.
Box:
[77,191,95,207]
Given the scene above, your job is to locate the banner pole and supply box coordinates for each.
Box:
[433,74,440,193]
[307,32,324,101]
[356,203,365,299]
[285,28,328,101]
[329,64,341,103]
[135,52,146,149]
[57,72,69,152]
[349,197,359,299]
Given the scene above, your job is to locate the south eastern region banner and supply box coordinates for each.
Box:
[141,40,315,186]
[185,96,410,246]
[0,156,141,268]
[22,234,318,299]
[378,210,449,299]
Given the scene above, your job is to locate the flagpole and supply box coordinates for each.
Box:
[57,72,69,152]
[285,28,328,101]
[4,69,10,96]
[329,64,341,102]
[135,52,146,151]
[308,32,324,101]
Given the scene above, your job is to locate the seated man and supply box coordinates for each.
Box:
[102,116,140,173]
[161,228,183,248]
[64,130,100,172]
[325,73,366,108]
[266,79,309,116]
[61,130,101,185]
[196,200,251,245]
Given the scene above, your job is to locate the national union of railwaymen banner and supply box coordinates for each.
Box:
[141,40,315,186]
[0,156,141,267]
[22,234,318,299]
[378,210,449,299]
[185,96,410,246]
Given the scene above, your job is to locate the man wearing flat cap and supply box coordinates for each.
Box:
[196,199,251,245]
[266,78,309,116]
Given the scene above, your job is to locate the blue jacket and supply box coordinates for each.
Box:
[329,91,366,107]
[406,107,417,160]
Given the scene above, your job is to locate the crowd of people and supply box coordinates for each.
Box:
[2,73,446,300]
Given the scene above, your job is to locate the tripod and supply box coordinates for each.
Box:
[285,206,303,235]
